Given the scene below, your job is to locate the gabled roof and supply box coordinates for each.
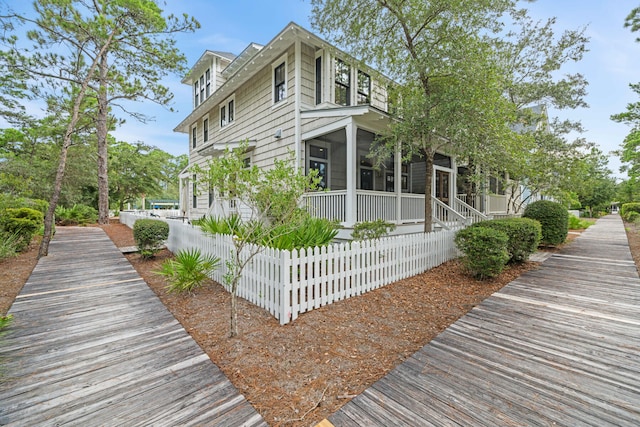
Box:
[181,50,236,84]
[174,22,392,133]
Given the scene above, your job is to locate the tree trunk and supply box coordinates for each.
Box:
[39,137,72,258]
[97,53,110,224]
[230,281,238,337]
[424,151,434,233]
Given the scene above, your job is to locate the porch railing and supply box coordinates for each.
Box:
[453,197,490,224]
[432,197,468,230]
[303,190,347,222]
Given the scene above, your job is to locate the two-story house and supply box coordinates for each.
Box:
[175,22,519,236]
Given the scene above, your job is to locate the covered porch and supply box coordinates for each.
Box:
[300,110,488,233]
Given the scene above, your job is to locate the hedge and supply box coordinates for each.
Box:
[470,218,541,263]
[133,219,169,259]
[455,226,510,279]
[523,200,568,246]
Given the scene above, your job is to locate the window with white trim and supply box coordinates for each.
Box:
[220,95,235,128]
[357,70,371,105]
[193,67,212,108]
[315,54,322,105]
[203,118,209,142]
[205,69,211,97]
[273,56,287,104]
[192,174,197,208]
[192,126,197,149]
[335,59,350,106]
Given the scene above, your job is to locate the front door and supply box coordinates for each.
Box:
[435,170,450,205]
[360,168,374,190]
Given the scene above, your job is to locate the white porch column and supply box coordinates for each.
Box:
[395,144,402,224]
[345,120,357,227]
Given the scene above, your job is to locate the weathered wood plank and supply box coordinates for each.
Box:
[0,226,266,427]
[328,215,640,426]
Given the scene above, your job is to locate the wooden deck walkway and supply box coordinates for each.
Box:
[0,227,266,426]
[325,215,640,426]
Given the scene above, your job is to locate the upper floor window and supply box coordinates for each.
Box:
[220,95,235,127]
[273,60,286,104]
[357,70,371,105]
[203,118,209,142]
[205,69,211,98]
[193,67,211,108]
[315,55,322,105]
[335,59,350,106]
[192,126,197,149]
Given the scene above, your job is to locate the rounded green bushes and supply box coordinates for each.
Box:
[455,226,510,279]
[0,207,44,252]
[621,202,640,222]
[523,200,568,246]
[469,218,541,263]
[133,219,169,259]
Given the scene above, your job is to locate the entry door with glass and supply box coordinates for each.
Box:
[435,170,450,204]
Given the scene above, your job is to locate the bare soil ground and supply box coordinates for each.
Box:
[1,221,617,427]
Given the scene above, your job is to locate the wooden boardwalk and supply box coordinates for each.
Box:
[326,215,640,426]
[0,227,266,427]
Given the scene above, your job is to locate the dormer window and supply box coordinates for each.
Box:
[193,67,211,108]
[335,59,350,106]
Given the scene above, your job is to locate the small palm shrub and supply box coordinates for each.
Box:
[198,214,243,236]
[266,217,339,250]
[351,219,396,241]
[133,219,169,259]
[55,204,98,225]
[523,200,568,246]
[469,218,541,263]
[568,215,594,230]
[0,207,43,252]
[156,248,220,294]
[455,226,510,279]
[0,231,21,261]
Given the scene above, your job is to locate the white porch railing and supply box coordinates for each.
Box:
[303,190,347,222]
[432,197,468,230]
[119,212,460,325]
[357,191,397,222]
[304,190,487,227]
[453,197,490,224]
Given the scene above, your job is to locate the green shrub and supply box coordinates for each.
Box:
[198,214,243,236]
[266,217,339,250]
[55,204,98,225]
[621,203,640,221]
[470,218,541,263]
[626,211,640,223]
[351,219,396,241]
[455,226,510,279]
[0,314,13,337]
[156,248,220,294]
[199,214,339,250]
[0,207,43,252]
[523,200,568,246]
[133,219,169,259]
[0,194,48,214]
[568,215,594,230]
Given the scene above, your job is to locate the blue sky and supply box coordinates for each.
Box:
[6,0,640,178]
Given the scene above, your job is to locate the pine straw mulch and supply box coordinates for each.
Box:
[0,221,604,427]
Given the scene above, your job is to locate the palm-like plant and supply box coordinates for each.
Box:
[156,249,220,294]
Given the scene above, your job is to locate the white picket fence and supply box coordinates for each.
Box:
[119,212,460,325]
